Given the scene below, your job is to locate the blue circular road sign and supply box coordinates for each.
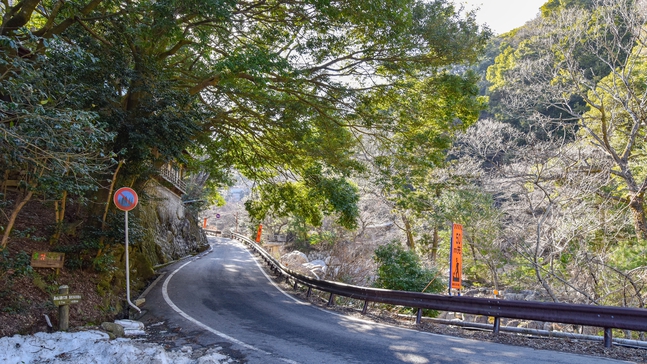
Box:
[114,187,138,211]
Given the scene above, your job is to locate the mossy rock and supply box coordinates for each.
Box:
[133,252,155,282]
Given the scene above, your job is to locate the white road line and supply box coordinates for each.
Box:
[161,247,300,364]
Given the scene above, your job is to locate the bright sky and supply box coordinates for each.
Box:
[455,0,547,35]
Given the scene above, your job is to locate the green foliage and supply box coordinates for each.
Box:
[92,253,117,274]
[182,172,226,217]
[540,0,595,17]
[609,239,647,271]
[308,231,337,248]
[500,257,538,291]
[246,166,360,230]
[373,242,444,293]
[50,211,147,271]
[0,32,116,202]
[373,71,485,188]
[2,0,490,256]
[0,250,33,277]
[9,227,42,242]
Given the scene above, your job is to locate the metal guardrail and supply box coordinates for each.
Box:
[231,232,647,348]
[203,228,222,236]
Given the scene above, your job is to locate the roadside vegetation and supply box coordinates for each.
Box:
[1,0,646,339]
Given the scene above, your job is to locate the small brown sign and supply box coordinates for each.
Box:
[31,252,65,268]
[52,293,82,306]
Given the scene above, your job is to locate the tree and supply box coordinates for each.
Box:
[486,0,647,240]
[246,164,359,230]
[1,0,490,234]
[367,71,487,249]
[0,32,115,249]
[454,117,640,304]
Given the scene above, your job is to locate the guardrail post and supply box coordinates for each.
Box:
[493,317,500,334]
[306,287,312,298]
[328,293,335,306]
[604,328,613,348]
[58,285,69,331]
[416,308,422,324]
[362,300,369,315]
[294,281,298,290]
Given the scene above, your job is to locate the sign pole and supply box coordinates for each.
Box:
[125,210,140,314]
[114,187,141,314]
[448,225,453,296]
[58,285,69,331]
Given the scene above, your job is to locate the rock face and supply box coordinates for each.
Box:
[95,181,208,318]
[281,251,308,269]
[139,181,208,264]
[280,251,327,279]
[302,260,327,279]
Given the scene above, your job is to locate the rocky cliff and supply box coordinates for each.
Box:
[139,181,209,266]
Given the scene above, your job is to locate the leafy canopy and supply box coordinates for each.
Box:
[1,0,490,228]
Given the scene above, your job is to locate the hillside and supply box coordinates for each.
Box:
[0,183,206,337]
[0,196,123,336]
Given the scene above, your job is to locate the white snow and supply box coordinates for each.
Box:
[114,319,146,336]
[0,330,232,364]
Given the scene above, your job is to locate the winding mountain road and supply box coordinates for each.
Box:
[140,237,628,364]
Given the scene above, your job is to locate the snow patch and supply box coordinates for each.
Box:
[0,330,230,364]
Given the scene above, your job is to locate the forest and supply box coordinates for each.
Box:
[1,0,646,317]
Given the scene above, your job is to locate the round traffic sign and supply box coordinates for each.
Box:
[216,213,221,219]
[114,187,138,211]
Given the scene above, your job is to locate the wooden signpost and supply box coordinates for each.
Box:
[52,285,81,331]
[31,252,65,268]
[52,293,83,306]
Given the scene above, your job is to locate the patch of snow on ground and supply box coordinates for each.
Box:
[0,330,231,364]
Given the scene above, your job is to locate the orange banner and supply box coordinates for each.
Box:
[450,223,463,290]
[255,224,263,243]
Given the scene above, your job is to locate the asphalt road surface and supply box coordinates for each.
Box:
[140,237,629,364]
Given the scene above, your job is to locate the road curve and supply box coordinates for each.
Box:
[141,238,629,364]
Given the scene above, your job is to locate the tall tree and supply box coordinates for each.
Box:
[487,0,647,239]
[1,0,490,237]
[0,31,115,249]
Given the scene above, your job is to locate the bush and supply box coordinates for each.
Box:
[0,250,33,277]
[373,242,444,293]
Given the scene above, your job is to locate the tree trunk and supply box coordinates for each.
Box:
[629,194,647,240]
[1,190,34,250]
[401,214,415,250]
[50,190,67,245]
[430,226,439,262]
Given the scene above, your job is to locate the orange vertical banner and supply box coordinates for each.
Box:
[203,218,207,228]
[255,224,263,243]
[450,223,463,290]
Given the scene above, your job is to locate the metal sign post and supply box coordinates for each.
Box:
[113,187,141,314]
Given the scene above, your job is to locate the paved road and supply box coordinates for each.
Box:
[140,237,629,364]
